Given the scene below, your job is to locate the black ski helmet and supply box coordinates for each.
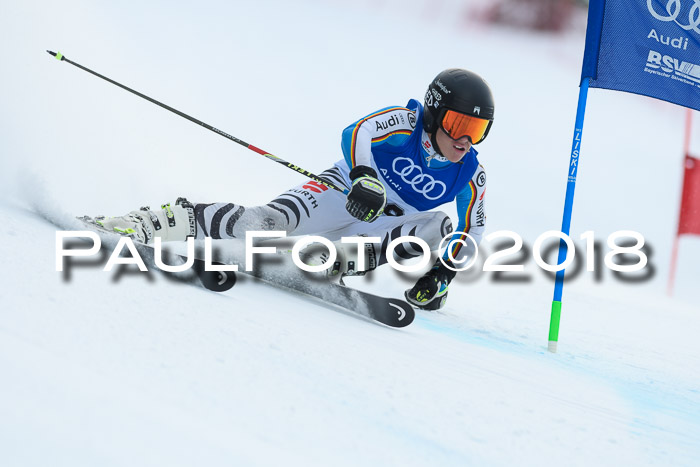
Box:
[423,68,495,144]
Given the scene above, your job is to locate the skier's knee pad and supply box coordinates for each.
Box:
[413,211,453,244]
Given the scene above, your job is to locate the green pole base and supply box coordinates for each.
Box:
[548,300,562,353]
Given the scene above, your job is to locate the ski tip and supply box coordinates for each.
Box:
[387,299,415,327]
[46,50,63,60]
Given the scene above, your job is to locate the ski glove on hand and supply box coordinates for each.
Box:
[345,165,387,223]
[405,259,458,310]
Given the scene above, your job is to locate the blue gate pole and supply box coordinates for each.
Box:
[548,77,590,353]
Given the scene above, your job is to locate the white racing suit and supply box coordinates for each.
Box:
[192,98,487,270]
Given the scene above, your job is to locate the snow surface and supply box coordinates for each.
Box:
[2,1,700,466]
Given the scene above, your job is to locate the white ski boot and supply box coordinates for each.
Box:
[93,198,196,244]
[298,237,378,279]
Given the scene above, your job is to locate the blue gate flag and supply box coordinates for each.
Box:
[582,0,700,111]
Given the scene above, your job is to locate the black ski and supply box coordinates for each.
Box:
[76,216,237,292]
[56,214,413,327]
[237,263,414,327]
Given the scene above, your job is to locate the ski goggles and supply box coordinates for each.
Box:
[440,109,492,144]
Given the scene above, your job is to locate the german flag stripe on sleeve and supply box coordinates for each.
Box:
[450,180,477,259]
[349,107,410,167]
[371,129,412,143]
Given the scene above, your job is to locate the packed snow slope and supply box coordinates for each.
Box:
[2,1,700,466]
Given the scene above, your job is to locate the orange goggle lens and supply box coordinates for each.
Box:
[440,110,490,144]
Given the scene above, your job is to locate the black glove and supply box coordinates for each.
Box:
[404,259,457,310]
[345,165,387,223]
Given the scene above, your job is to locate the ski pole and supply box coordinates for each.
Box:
[46,50,348,195]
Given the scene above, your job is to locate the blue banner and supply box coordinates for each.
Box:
[582,0,700,111]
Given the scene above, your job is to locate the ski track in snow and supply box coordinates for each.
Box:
[2,200,699,466]
[2,0,700,465]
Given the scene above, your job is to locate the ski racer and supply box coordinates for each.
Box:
[95,68,494,310]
